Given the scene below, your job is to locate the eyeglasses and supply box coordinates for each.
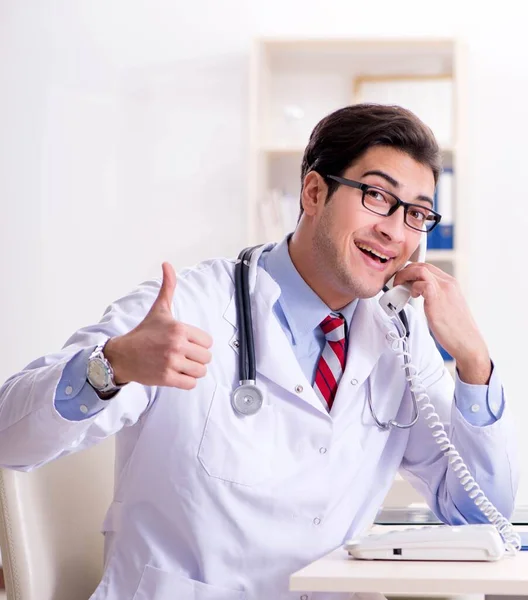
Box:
[326,175,442,233]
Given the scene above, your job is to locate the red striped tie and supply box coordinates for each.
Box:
[314,314,347,411]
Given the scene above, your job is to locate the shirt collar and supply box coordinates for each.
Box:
[263,237,357,344]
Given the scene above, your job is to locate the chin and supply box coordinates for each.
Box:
[352,283,385,300]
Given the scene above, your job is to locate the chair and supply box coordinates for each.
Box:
[0,438,115,600]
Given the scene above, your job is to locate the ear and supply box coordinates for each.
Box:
[300,171,328,216]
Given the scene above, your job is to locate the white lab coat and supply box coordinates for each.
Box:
[0,244,518,600]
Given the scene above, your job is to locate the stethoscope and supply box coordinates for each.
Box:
[231,245,419,430]
[230,246,265,416]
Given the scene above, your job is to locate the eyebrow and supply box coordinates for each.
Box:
[361,169,434,207]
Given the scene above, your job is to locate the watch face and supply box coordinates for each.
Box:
[88,357,110,389]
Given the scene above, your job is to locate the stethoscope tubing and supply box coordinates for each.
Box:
[241,249,256,381]
[234,249,249,382]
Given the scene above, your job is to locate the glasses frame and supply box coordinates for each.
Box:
[326,175,442,233]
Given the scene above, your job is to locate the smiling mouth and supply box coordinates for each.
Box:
[355,242,392,264]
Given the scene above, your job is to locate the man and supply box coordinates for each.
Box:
[0,104,517,600]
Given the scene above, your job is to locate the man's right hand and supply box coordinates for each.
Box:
[103,262,213,390]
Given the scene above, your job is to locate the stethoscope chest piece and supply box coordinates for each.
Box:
[231,382,264,416]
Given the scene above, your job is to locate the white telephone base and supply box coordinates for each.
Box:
[344,524,505,562]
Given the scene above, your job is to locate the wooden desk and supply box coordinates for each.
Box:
[290,528,528,596]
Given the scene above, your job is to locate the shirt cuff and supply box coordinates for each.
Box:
[454,361,505,427]
[55,346,112,421]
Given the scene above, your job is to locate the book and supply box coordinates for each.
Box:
[429,168,454,250]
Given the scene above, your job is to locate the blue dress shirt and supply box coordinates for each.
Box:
[55,238,504,427]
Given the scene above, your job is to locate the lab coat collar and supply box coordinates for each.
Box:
[345,296,393,385]
[223,245,396,417]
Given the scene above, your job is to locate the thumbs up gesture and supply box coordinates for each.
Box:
[103,263,213,390]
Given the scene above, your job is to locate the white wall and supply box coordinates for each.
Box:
[2,0,528,500]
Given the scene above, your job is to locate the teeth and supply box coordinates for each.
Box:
[356,242,391,260]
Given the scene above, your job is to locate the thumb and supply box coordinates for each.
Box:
[151,262,177,314]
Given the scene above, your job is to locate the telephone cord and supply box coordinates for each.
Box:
[386,314,521,556]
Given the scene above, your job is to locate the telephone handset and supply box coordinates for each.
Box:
[372,234,521,558]
[379,235,426,316]
[378,283,412,315]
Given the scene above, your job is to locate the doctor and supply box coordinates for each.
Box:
[0,103,517,600]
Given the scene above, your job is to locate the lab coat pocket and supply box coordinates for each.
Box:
[198,383,276,486]
[133,564,246,600]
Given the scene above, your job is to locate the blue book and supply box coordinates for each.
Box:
[429,169,454,250]
[433,224,454,250]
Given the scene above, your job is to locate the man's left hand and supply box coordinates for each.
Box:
[393,262,491,385]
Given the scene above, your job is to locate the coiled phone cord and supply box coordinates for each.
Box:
[386,312,521,556]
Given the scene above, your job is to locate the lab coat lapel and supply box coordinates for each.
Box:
[223,257,329,416]
[330,297,392,418]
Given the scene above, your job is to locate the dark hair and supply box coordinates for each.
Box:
[299,103,442,214]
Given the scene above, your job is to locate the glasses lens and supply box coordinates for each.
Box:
[405,205,437,232]
[362,186,438,232]
[362,187,395,216]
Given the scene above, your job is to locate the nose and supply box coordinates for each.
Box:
[373,206,407,243]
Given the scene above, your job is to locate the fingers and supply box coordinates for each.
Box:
[397,262,450,284]
[176,356,208,379]
[393,262,438,288]
[151,262,177,314]
[414,261,451,281]
[393,263,439,303]
[164,371,200,391]
[173,339,212,378]
[184,341,213,365]
[160,336,212,388]
[409,280,437,300]
[186,323,213,349]
[164,356,209,388]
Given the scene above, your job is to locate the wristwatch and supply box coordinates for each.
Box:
[86,342,123,398]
